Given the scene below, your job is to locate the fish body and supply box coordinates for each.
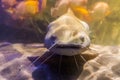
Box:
[38,0,47,12]
[1,0,17,8]
[70,4,91,22]
[90,2,110,21]
[51,0,90,21]
[2,0,47,19]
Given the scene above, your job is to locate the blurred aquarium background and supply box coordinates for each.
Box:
[87,0,120,46]
[0,0,120,46]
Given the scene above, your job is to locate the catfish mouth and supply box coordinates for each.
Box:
[54,44,81,49]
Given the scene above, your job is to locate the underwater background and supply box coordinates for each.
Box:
[0,0,120,45]
[88,0,120,46]
[0,0,120,80]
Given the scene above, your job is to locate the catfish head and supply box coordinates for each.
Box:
[45,9,90,56]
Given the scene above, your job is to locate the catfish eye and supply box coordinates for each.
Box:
[51,36,56,40]
[50,35,56,42]
[80,37,85,42]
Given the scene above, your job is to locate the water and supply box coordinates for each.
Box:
[0,0,120,80]
[88,0,120,46]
